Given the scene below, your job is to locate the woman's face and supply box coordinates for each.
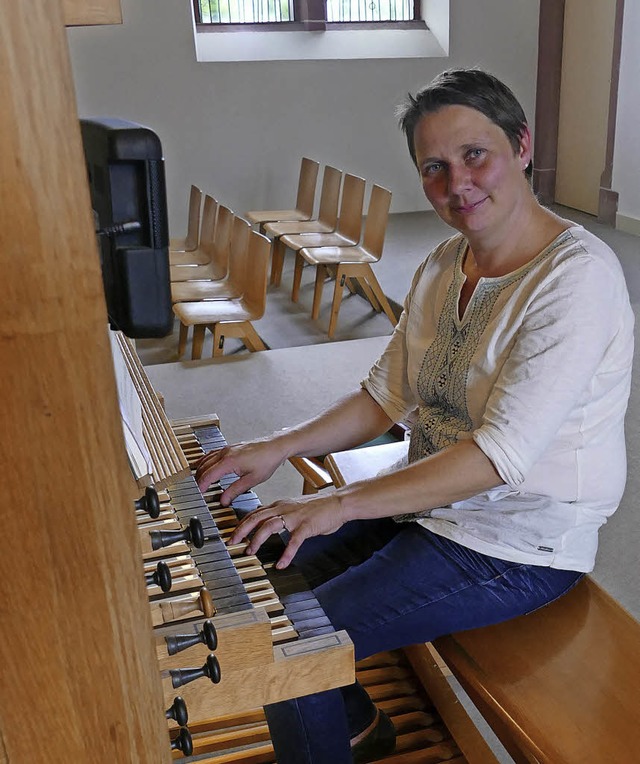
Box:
[412,104,531,239]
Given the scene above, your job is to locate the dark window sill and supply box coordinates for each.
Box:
[195,20,427,33]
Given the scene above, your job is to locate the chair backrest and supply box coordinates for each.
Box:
[198,194,219,259]
[227,215,252,292]
[316,165,342,229]
[335,173,366,242]
[361,185,392,261]
[210,204,234,279]
[294,157,320,217]
[242,230,271,320]
[185,184,203,250]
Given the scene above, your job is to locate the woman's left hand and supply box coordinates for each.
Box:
[229,493,349,570]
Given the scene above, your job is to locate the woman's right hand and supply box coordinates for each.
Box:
[194,439,287,505]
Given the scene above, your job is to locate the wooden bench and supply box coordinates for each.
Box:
[326,441,640,764]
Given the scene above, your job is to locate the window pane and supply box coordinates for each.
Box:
[198,0,294,23]
[326,0,413,22]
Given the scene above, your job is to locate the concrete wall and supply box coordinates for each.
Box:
[67,0,540,232]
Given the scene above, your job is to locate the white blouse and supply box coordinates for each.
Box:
[363,226,634,572]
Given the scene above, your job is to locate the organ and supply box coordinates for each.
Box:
[15,5,636,763]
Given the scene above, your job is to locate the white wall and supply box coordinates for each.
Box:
[67,0,540,233]
[613,1,640,234]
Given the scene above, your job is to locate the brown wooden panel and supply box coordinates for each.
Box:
[0,2,168,761]
[435,578,640,763]
[63,0,122,26]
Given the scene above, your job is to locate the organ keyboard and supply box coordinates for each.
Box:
[141,415,354,723]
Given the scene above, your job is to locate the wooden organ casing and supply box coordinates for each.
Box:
[0,2,170,762]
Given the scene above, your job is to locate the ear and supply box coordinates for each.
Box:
[518,125,532,170]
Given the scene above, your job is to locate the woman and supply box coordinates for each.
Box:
[195,69,634,763]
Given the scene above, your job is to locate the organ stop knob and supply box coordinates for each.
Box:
[165,696,188,727]
[170,653,221,689]
[134,485,160,519]
[145,560,172,592]
[150,516,205,551]
[170,726,193,756]
[165,619,218,655]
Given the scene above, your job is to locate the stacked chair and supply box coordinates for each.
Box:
[169,184,203,260]
[170,194,221,280]
[171,203,234,291]
[170,201,271,359]
[169,157,397,354]
[297,183,397,338]
[252,163,397,338]
[246,157,320,231]
[264,164,342,286]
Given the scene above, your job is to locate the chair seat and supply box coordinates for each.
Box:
[280,231,357,250]
[246,209,311,226]
[171,279,240,302]
[169,236,197,253]
[170,262,225,282]
[264,220,334,237]
[173,299,256,326]
[170,249,212,266]
[299,246,378,266]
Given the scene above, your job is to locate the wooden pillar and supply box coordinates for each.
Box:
[532,0,565,204]
[0,2,170,761]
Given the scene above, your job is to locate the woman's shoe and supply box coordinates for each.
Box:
[351,709,396,763]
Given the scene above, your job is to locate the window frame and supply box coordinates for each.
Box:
[192,0,424,32]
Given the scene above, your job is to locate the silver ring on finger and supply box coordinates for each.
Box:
[276,514,289,532]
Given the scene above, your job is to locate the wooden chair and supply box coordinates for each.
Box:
[264,165,342,287]
[325,442,640,764]
[275,173,366,303]
[245,157,320,230]
[170,206,237,302]
[297,184,397,338]
[170,194,220,275]
[173,229,271,360]
[169,184,202,254]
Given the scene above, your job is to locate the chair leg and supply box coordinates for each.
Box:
[327,266,347,339]
[312,266,325,320]
[212,324,225,357]
[356,275,383,312]
[364,266,398,328]
[191,324,206,360]
[292,253,305,303]
[270,239,285,286]
[177,321,188,358]
[302,479,318,495]
[241,322,267,352]
[212,321,267,355]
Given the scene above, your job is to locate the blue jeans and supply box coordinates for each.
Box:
[264,518,583,764]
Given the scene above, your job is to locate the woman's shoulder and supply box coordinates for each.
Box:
[548,225,623,272]
[529,225,633,323]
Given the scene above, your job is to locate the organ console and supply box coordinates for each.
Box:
[119,334,488,762]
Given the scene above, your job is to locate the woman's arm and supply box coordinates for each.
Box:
[195,388,394,502]
[231,438,503,568]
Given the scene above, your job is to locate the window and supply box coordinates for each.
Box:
[192,0,449,62]
[194,0,419,28]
